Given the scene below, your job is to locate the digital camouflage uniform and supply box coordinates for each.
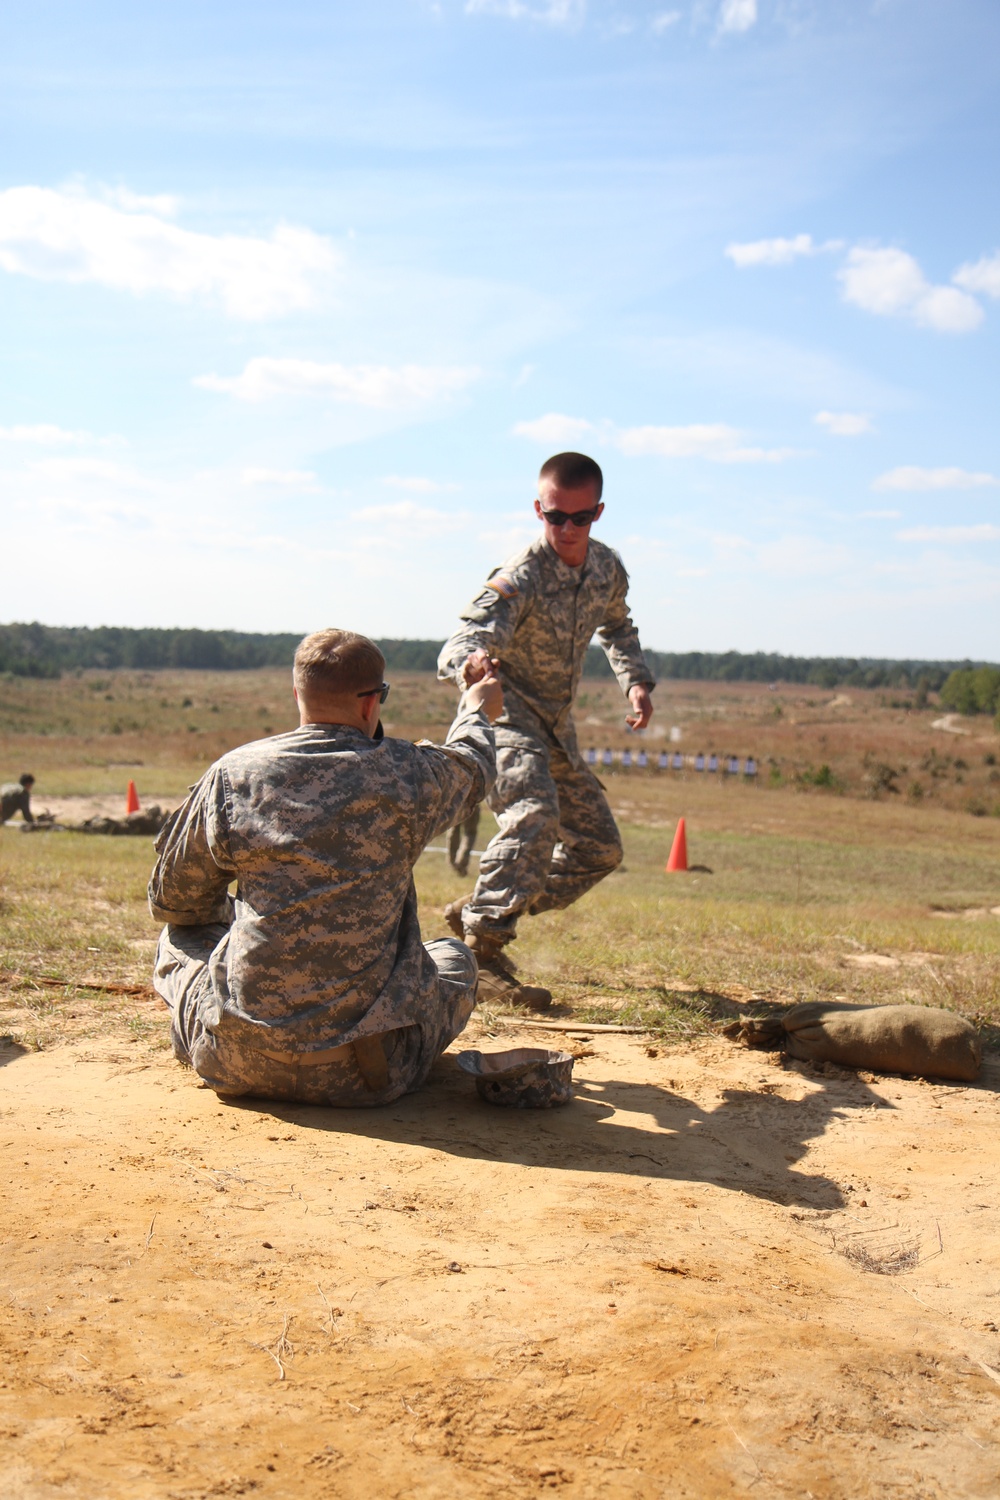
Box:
[148,703,495,1106]
[438,535,653,942]
[1,782,34,824]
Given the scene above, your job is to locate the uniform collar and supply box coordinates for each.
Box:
[295,722,372,741]
[538,534,594,582]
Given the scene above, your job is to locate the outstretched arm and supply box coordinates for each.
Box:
[437,576,528,688]
[596,561,655,729]
[413,670,502,847]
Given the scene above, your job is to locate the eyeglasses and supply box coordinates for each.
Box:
[356,682,391,704]
[538,504,601,528]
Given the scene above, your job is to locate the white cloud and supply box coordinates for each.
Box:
[814,410,873,436]
[513,413,795,462]
[512,413,595,445]
[0,185,338,319]
[29,455,144,485]
[100,185,180,218]
[897,525,1000,544]
[873,466,999,492]
[838,247,983,333]
[953,252,1000,301]
[859,509,902,520]
[196,357,480,407]
[383,475,461,493]
[718,0,757,34]
[614,423,794,463]
[651,10,682,31]
[351,500,461,536]
[0,423,118,446]
[464,0,584,21]
[725,233,820,268]
[240,467,320,489]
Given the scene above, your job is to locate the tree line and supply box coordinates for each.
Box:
[0,621,996,701]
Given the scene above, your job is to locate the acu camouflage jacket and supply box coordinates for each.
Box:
[437,535,654,764]
[147,705,494,1057]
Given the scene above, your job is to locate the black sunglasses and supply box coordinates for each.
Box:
[539,504,601,528]
[356,682,391,704]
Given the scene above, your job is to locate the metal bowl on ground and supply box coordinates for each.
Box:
[456,1048,574,1108]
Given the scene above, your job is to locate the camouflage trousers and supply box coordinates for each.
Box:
[447,804,481,877]
[462,730,623,942]
[154,924,477,1107]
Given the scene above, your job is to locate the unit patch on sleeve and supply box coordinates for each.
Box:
[485,574,519,600]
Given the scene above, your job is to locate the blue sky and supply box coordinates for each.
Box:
[1,0,998,657]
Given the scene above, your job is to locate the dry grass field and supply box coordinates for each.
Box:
[2,669,1000,1497]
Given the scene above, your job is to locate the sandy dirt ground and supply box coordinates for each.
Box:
[3,1019,1000,1499]
[20,795,175,826]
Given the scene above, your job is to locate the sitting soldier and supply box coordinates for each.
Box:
[1,773,35,824]
[148,628,500,1106]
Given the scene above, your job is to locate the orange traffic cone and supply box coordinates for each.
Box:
[126,780,140,814]
[665,816,688,873]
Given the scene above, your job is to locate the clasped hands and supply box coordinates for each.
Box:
[461,648,503,723]
[463,649,653,732]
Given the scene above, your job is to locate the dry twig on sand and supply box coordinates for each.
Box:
[841,1237,921,1275]
[317,1285,342,1335]
[485,1018,647,1034]
[0,968,155,998]
[251,1314,294,1380]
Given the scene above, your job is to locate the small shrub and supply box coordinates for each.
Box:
[799,763,842,792]
[907,781,924,802]
[864,761,900,799]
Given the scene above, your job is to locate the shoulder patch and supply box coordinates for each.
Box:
[485,574,519,600]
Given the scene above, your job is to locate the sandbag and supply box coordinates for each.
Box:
[780,1001,981,1081]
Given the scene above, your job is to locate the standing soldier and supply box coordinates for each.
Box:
[437,451,655,1009]
[447,804,481,878]
[1,773,35,824]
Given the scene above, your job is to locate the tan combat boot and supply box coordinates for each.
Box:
[466,932,552,1011]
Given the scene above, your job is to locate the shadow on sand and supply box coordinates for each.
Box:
[222,1051,904,1212]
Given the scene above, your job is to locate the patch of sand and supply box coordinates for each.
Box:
[841,952,949,969]
[930,907,1000,922]
[2,1026,999,1498]
[930,715,971,735]
[26,795,177,826]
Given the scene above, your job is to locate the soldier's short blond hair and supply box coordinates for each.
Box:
[293,629,385,698]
